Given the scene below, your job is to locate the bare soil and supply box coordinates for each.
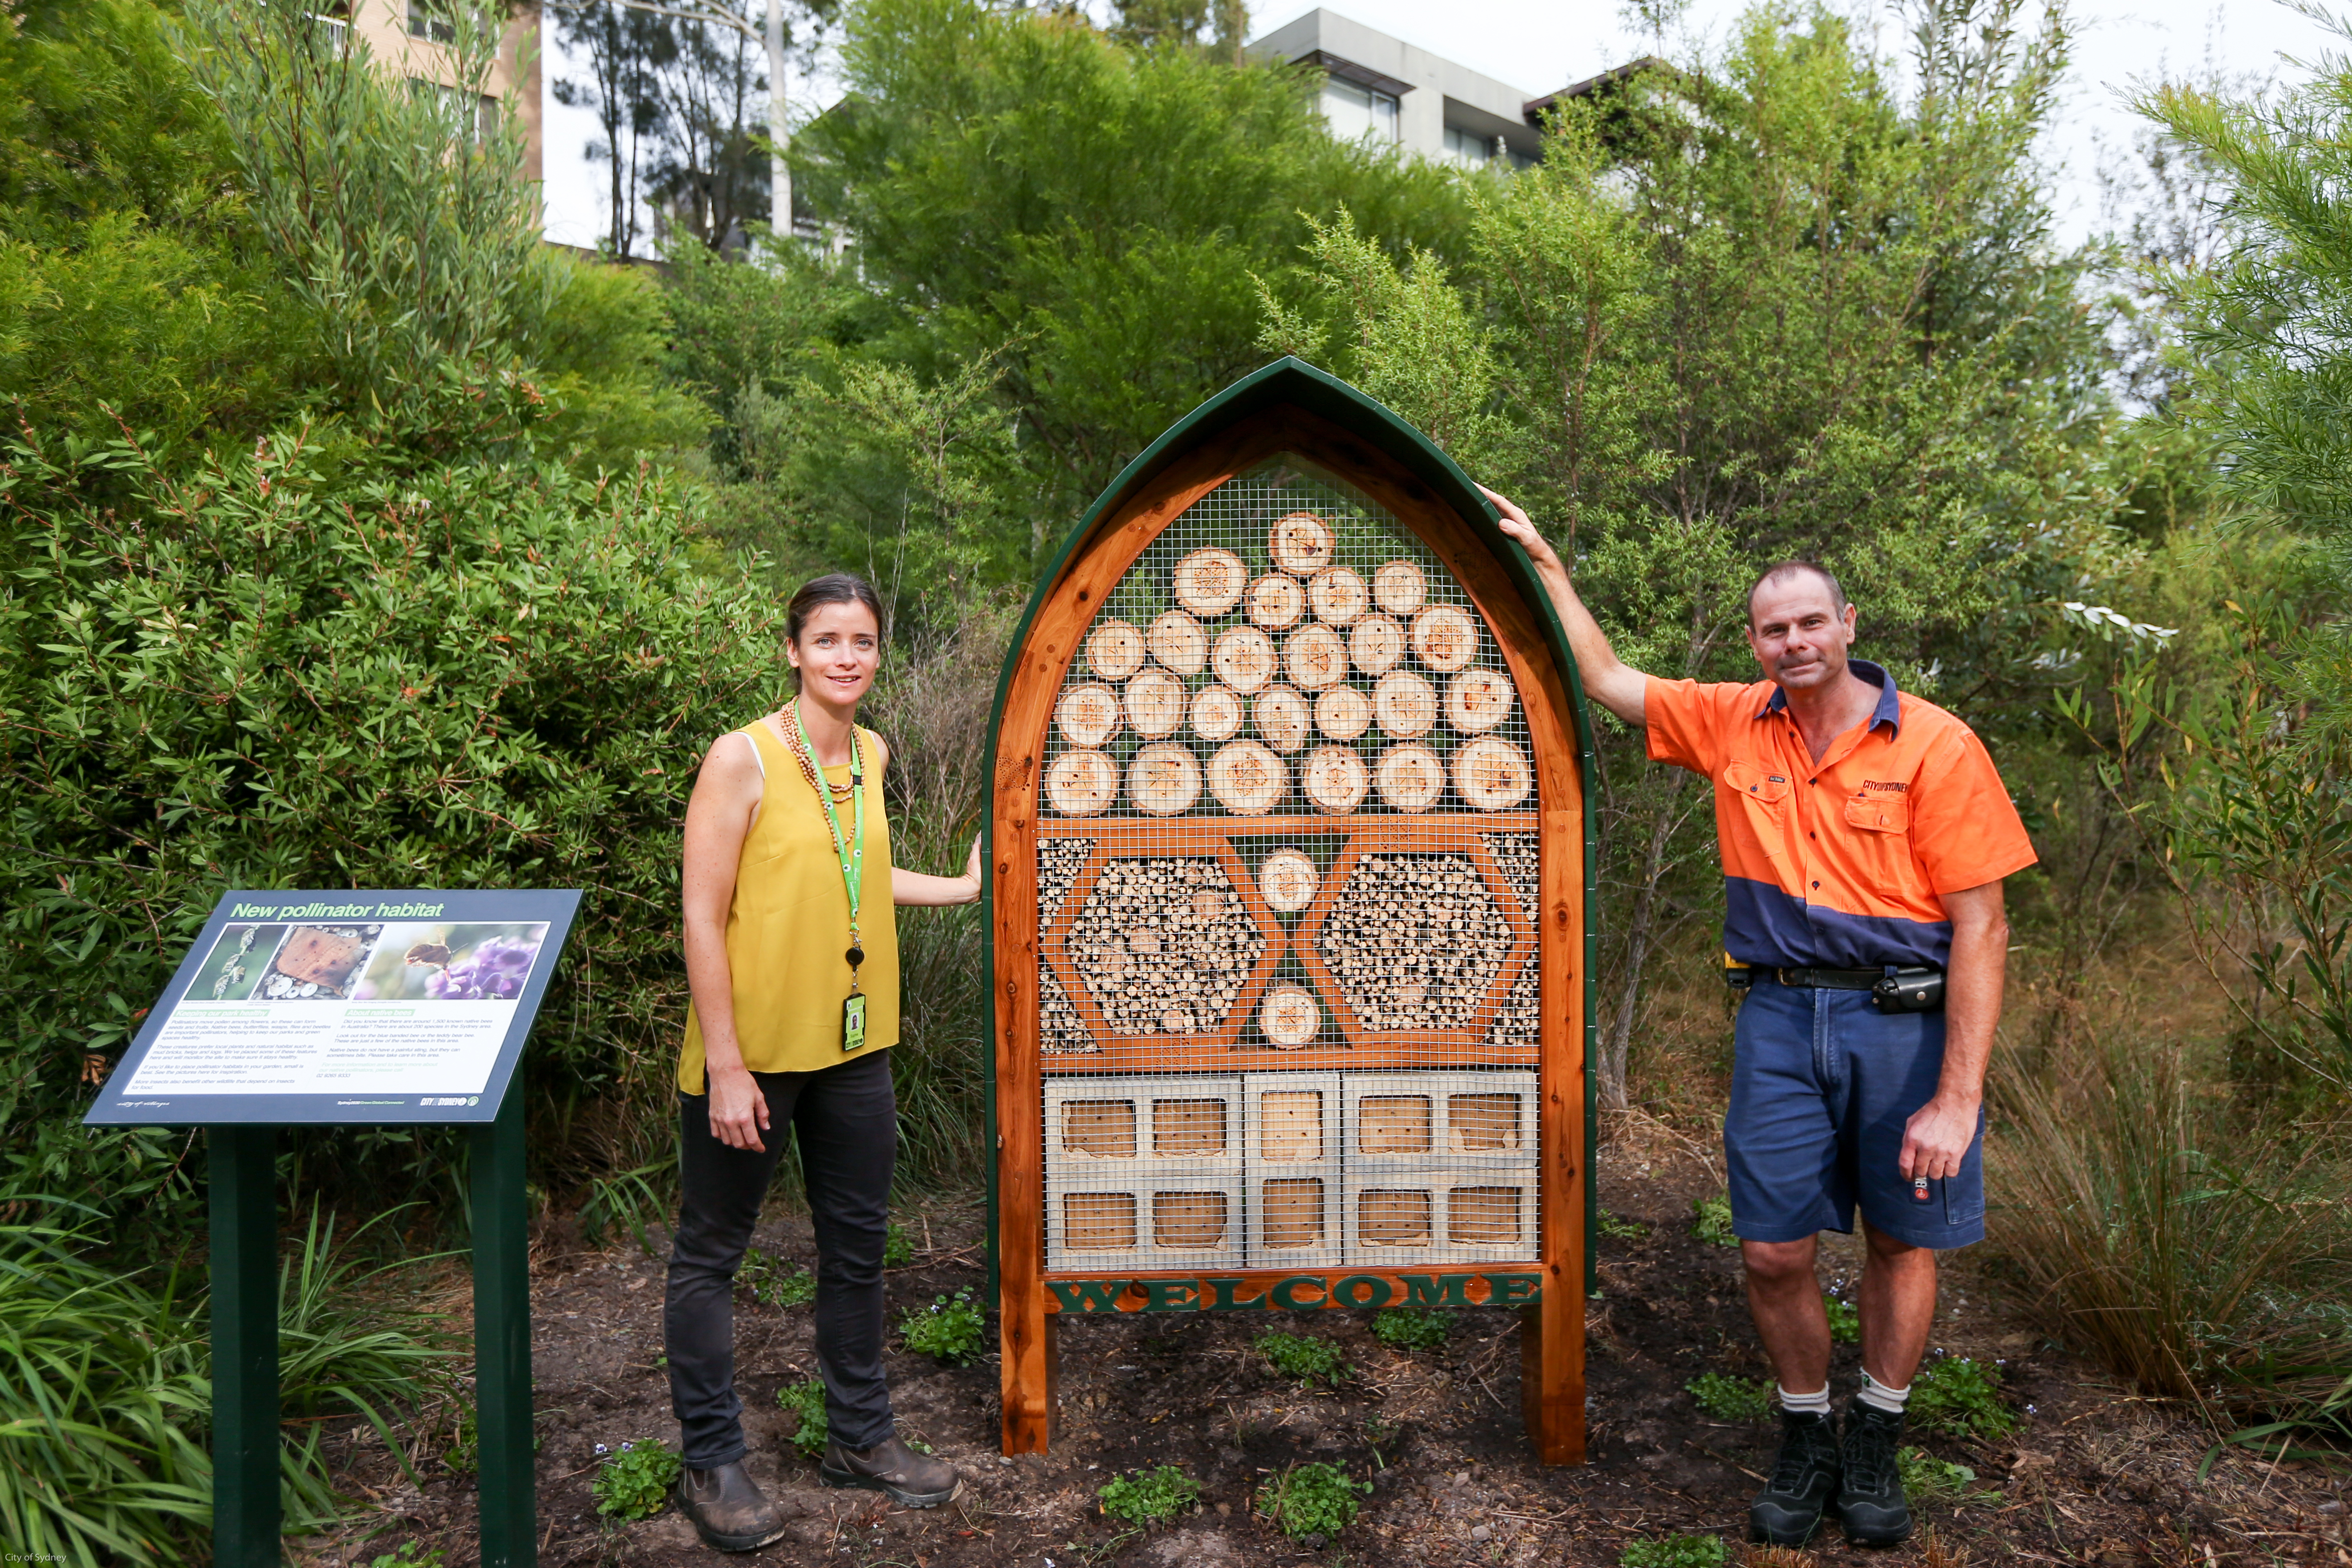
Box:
[297,1112,2350,1568]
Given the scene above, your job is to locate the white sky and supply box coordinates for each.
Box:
[538,0,2346,255]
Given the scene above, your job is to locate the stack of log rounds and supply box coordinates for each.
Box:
[1055,684,1121,748]
[1258,984,1322,1048]
[1257,848,1320,913]
[1269,511,1335,575]
[1070,856,1262,1035]
[1303,746,1369,814]
[1125,670,1186,738]
[1208,739,1285,815]
[1374,743,1446,812]
[1373,559,1427,616]
[1247,573,1305,630]
[1373,671,1438,739]
[1308,566,1368,625]
[1349,613,1404,675]
[1128,743,1202,816]
[1284,624,1347,691]
[1172,547,1247,616]
[1411,604,1478,672]
[1045,749,1119,817]
[1147,610,1208,675]
[1087,618,1145,680]
[1445,668,1515,733]
[1212,627,1276,693]
[1252,685,1309,754]
[1190,684,1244,742]
[1313,684,1372,742]
[1452,736,1532,810]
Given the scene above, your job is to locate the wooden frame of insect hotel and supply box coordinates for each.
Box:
[983,359,1598,1463]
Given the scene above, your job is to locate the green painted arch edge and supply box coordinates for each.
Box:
[981,356,1605,1298]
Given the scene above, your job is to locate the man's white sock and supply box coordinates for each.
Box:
[1857,1370,1911,1415]
[1778,1384,1833,1418]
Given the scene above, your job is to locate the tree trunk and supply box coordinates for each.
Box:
[1597,767,1690,1110]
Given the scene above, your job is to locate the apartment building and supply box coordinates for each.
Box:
[321,0,545,182]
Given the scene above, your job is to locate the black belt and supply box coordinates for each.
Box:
[1726,962,1946,1013]
[1766,966,1885,990]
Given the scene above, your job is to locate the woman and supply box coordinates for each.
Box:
[664,573,980,1552]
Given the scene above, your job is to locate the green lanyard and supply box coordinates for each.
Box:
[791,703,866,989]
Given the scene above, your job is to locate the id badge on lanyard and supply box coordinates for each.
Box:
[791,705,869,1053]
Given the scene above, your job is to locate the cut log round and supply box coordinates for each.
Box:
[1302,745,1369,815]
[1127,742,1202,816]
[1258,848,1320,913]
[1313,683,1372,742]
[1054,683,1123,748]
[1045,749,1119,817]
[1283,623,1348,691]
[1246,573,1305,630]
[1349,612,1405,676]
[1372,670,1438,738]
[1373,559,1427,616]
[1444,667,1516,734]
[1453,736,1532,811]
[1374,743,1447,812]
[1189,683,1244,743]
[1210,626,1277,694]
[1207,740,1286,816]
[1268,510,1335,575]
[1086,617,1146,680]
[1308,566,1368,625]
[1252,684,1309,754]
[1411,604,1478,672]
[1172,547,1248,617]
[1125,669,1187,738]
[1258,983,1322,1048]
[1147,610,1208,676]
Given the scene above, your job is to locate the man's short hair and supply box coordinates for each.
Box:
[1746,560,1848,625]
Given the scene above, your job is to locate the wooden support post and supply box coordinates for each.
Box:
[209,1126,280,1568]
[471,1086,535,1568]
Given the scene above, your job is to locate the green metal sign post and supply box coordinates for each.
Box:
[205,1086,537,1567]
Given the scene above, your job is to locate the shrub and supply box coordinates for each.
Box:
[1097,1464,1199,1525]
[1371,1307,1451,1350]
[1687,1373,1772,1422]
[1910,1356,2018,1441]
[1620,1535,1726,1568]
[898,1290,984,1363]
[1255,1330,1350,1387]
[592,1438,683,1520]
[1692,1194,1738,1247]
[1256,1461,1369,1542]
[778,1378,828,1457]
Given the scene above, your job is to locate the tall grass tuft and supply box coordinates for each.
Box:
[1991,1036,2352,1437]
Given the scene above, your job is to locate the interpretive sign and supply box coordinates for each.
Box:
[84,888,580,1126]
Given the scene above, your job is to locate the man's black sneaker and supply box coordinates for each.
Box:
[1838,1403,1914,1546]
[1748,1409,1842,1546]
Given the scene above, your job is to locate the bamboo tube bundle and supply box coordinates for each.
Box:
[1038,963,1095,1054]
[1268,510,1335,575]
[1308,566,1368,625]
[1189,683,1244,742]
[1411,604,1478,672]
[1283,623,1347,691]
[1037,837,1092,925]
[1045,749,1119,817]
[1374,742,1446,811]
[1147,609,1208,675]
[1211,626,1276,693]
[1257,848,1319,913]
[1452,736,1533,811]
[1258,984,1322,1048]
[1313,683,1372,742]
[1483,968,1540,1049]
[1315,852,1510,1031]
[1055,683,1122,748]
[1207,739,1285,815]
[1172,547,1247,616]
[1372,670,1437,739]
[1373,558,1426,616]
[1246,573,1305,630]
[1482,831,1539,918]
[1302,745,1368,814]
[1251,684,1309,754]
[1349,612,1404,675]
[1125,670,1187,739]
[1128,742,1202,815]
[1070,856,1264,1035]
[1087,617,1145,680]
[1444,668,1515,734]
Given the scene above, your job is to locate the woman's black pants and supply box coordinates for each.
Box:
[664,1048,897,1468]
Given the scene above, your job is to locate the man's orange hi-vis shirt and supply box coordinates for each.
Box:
[1644,660,2037,969]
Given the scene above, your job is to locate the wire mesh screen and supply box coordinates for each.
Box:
[1032,453,1541,1269]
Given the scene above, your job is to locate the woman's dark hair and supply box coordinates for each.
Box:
[785,573,885,650]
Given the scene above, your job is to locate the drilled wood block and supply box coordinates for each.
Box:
[1045,1173,1246,1273]
[1341,1070,1540,1168]
[1339,1166,1541,1268]
[1044,1075,1244,1181]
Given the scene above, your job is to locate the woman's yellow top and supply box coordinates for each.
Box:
[678,719,899,1091]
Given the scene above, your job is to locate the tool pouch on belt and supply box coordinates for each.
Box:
[1871,966,1945,1013]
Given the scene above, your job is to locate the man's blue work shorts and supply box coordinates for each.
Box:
[1723,980,1985,1250]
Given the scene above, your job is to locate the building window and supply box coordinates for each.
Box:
[1443,124,1495,166]
[409,77,499,141]
[409,0,454,42]
[1322,75,1399,144]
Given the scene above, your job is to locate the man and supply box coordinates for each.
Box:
[1484,487,2034,1547]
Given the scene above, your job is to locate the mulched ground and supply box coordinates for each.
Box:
[298,1113,2351,1568]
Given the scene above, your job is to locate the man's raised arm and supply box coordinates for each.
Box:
[1480,485,1648,727]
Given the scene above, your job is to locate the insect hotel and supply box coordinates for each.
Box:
[984,359,1595,1463]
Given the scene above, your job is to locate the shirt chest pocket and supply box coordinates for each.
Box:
[1724,760,1793,813]
[1843,793,1910,835]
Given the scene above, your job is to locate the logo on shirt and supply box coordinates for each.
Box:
[1862,780,1909,793]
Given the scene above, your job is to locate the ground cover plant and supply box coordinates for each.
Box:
[1619,1534,1728,1568]
[591,1439,682,1521]
[1254,1330,1350,1387]
[1686,1372,1772,1423]
[777,1379,828,1457]
[1371,1307,1451,1350]
[1255,1461,1369,1543]
[1095,1464,1199,1525]
[898,1289,985,1363]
